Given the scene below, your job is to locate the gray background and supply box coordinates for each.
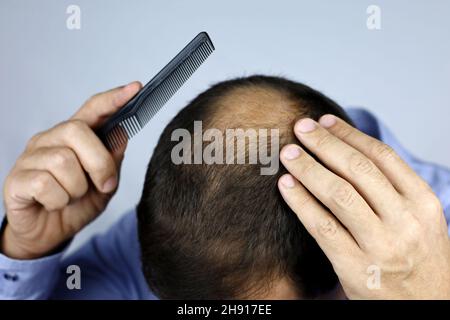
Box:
[1,0,449,249]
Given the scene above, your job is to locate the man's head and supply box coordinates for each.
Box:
[137,75,354,299]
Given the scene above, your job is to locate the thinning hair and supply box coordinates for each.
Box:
[137,75,354,299]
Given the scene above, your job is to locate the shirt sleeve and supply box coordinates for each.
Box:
[0,249,65,299]
[0,210,154,300]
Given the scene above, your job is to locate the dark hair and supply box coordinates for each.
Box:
[137,75,354,299]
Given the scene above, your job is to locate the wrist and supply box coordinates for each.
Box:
[0,217,60,259]
[0,224,44,260]
[1,220,72,260]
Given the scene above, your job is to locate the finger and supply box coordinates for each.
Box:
[6,170,69,212]
[71,81,142,128]
[318,114,432,198]
[30,120,118,193]
[280,144,383,249]
[17,147,89,200]
[278,174,363,265]
[293,118,403,220]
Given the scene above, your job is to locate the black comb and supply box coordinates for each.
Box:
[97,32,215,150]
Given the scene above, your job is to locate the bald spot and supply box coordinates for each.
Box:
[205,84,307,141]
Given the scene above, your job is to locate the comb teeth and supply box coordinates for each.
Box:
[104,115,142,150]
[101,32,214,151]
[135,42,214,127]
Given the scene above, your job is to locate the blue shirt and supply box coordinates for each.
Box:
[1,108,450,300]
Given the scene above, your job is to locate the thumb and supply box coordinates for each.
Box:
[71,81,142,128]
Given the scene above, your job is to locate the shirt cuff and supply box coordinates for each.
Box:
[0,216,69,299]
[0,248,65,299]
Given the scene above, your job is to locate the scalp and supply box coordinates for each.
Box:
[206,83,306,137]
[138,76,344,299]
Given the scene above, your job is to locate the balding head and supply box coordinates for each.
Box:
[137,75,354,299]
[207,84,300,129]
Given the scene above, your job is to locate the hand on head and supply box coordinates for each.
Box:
[278,115,450,299]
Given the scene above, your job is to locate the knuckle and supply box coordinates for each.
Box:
[331,182,356,208]
[71,181,88,199]
[408,192,443,218]
[85,91,109,110]
[335,125,354,140]
[405,219,423,241]
[52,148,76,168]
[15,151,30,168]
[349,153,374,175]
[314,133,335,149]
[63,119,88,136]
[85,93,100,106]
[423,194,443,214]
[316,217,338,239]
[26,132,42,150]
[298,158,317,176]
[92,155,115,178]
[79,179,89,195]
[394,217,423,247]
[3,174,15,198]
[31,172,52,195]
[295,193,314,209]
[371,141,396,162]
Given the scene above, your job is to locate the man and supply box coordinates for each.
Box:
[1,76,449,299]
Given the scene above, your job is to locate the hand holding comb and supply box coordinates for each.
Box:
[97,32,215,150]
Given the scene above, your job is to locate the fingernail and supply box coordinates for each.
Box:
[103,176,117,193]
[283,145,302,160]
[319,114,337,128]
[280,175,296,188]
[296,118,317,133]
